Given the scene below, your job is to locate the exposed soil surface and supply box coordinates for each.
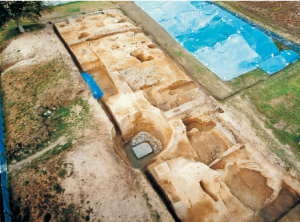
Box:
[1,22,172,222]
[1,1,300,222]
[53,6,300,222]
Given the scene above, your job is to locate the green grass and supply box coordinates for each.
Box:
[0,23,45,51]
[142,191,152,209]
[49,1,115,19]
[1,59,94,163]
[273,40,291,51]
[246,60,300,158]
[52,183,62,193]
[60,204,81,222]
[67,7,80,13]
[228,68,269,93]
[58,169,66,177]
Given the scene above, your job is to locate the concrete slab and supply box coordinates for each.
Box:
[132,143,153,159]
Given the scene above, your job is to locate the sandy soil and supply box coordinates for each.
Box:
[2,2,300,221]
[2,25,172,222]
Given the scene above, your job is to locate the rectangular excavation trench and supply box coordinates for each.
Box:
[52,16,181,221]
[52,10,300,222]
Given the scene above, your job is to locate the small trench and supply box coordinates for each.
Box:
[52,22,182,221]
[145,170,181,222]
[52,22,83,73]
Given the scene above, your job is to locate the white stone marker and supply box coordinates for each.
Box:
[132,143,153,159]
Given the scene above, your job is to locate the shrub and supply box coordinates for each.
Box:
[53,183,62,193]
[58,169,66,177]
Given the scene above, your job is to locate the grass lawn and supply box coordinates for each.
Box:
[245,60,300,159]
[46,1,116,18]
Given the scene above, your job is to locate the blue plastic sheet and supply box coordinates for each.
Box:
[0,97,4,155]
[0,114,2,130]
[0,129,4,152]
[0,97,3,149]
[0,155,7,173]
[4,212,12,222]
[1,187,11,214]
[259,50,299,75]
[1,172,8,189]
[0,99,10,222]
[0,99,2,130]
[136,1,299,80]
[81,73,104,99]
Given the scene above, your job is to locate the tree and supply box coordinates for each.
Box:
[0,2,11,29]
[0,1,52,32]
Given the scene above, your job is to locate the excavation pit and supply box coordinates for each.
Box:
[124,143,157,170]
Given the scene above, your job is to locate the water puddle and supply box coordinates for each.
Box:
[124,143,157,170]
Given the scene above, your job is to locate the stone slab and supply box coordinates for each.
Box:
[132,143,153,159]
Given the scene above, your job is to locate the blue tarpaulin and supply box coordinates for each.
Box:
[1,187,10,214]
[135,1,299,81]
[0,98,3,149]
[81,73,104,99]
[1,172,8,189]
[259,50,299,75]
[0,112,2,130]
[0,124,4,154]
[4,213,11,222]
[0,91,12,222]
[0,155,6,173]
[0,142,4,155]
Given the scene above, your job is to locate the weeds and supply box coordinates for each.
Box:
[67,7,80,13]
[246,60,300,157]
[58,169,66,177]
[273,40,291,51]
[228,68,268,92]
[52,183,62,193]
[142,191,152,209]
[1,59,93,163]
[50,0,115,15]
[61,204,81,222]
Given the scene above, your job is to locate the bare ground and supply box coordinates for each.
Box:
[1,25,172,222]
[2,2,300,221]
